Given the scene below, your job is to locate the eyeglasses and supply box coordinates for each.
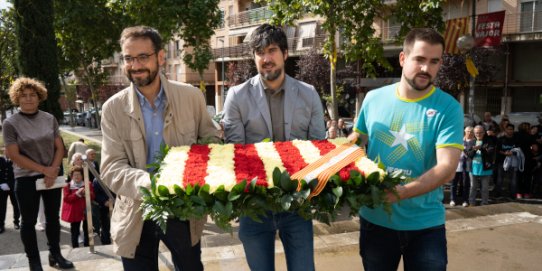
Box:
[122,53,156,65]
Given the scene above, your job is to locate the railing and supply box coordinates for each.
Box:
[227,7,273,28]
[502,10,542,34]
[212,35,327,59]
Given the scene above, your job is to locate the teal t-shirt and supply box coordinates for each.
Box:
[471,140,493,176]
[354,83,464,230]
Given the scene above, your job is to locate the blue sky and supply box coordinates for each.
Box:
[0,0,11,10]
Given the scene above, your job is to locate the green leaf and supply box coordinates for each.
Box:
[281,195,293,211]
[262,138,271,142]
[299,188,310,199]
[367,172,380,185]
[190,195,206,206]
[173,185,184,196]
[157,185,170,197]
[308,179,319,191]
[273,168,282,188]
[185,184,194,196]
[140,187,151,198]
[250,177,258,192]
[228,192,241,202]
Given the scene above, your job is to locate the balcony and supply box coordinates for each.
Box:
[212,35,327,59]
[227,7,273,28]
[502,10,542,35]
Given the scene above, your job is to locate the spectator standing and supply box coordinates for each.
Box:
[480,111,499,135]
[461,126,476,207]
[497,115,510,138]
[61,166,94,247]
[466,125,496,206]
[516,122,535,198]
[449,127,473,207]
[2,77,73,270]
[0,150,20,233]
[337,118,349,137]
[326,125,338,139]
[495,124,519,198]
[67,138,88,162]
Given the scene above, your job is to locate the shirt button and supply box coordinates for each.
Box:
[155,132,159,135]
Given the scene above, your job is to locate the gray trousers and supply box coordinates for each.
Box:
[469,174,491,205]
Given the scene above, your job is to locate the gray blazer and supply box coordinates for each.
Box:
[223,74,326,144]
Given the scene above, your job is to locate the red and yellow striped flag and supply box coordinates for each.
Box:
[443,17,470,54]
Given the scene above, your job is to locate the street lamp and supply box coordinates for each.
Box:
[457,35,476,121]
[216,38,225,114]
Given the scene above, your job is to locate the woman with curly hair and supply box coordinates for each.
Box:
[2,77,74,270]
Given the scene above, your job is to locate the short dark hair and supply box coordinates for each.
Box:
[119,26,162,53]
[249,24,288,55]
[403,28,445,55]
[506,124,515,130]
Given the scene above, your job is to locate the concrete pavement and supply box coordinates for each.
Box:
[1,203,542,270]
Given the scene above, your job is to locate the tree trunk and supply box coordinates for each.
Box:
[84,66,101,129]
[60,74,75,127]
[14,0,63,121]
[329,27,339,121]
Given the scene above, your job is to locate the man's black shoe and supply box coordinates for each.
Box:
[14,222,20,230]
[0,226,4,234]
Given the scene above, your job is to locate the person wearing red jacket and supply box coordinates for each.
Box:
[61,166,94,248]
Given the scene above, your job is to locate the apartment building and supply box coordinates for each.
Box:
[373,0,542,115]
[211,0,328,113]
[93,0,540,117]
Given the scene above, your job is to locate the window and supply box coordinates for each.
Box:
[219,9,225,28]
[520,1,542,32]
[297,22,317,49]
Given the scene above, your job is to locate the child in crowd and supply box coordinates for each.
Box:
[61,166,94,248]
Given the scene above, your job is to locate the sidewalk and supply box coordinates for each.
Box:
[1,203,541,270]
[59,125,102,144]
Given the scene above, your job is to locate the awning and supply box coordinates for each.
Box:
[228,26,258,37]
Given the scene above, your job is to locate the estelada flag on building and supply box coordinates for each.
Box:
[443,16,470,54]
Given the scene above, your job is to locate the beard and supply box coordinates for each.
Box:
[126,67,159,87]
[259,62,283,81]
[404,72,433,91]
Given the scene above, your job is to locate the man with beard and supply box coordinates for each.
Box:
[223,24,325,271]
[100,26,218,271]
[347,28,463,270]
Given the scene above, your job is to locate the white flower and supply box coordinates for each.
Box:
[354,157,386,181]
[158,146,191,194]
[205,144,236,193]
[254,142,285,188]
[291,140,322,164]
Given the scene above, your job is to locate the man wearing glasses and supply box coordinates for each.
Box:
[100,26,218,271]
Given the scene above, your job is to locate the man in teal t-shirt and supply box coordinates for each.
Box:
[348,28,463,271]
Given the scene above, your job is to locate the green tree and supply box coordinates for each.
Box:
[14,0,63,120]
[264,0,388,120]
[0,7,18,121]
[110,0,222,94]
[394,0,445,40]
[263,0,445,120]
[54,0,124,129]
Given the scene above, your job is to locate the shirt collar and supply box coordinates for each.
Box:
[135,84,166,108]
[259,77,285,95]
